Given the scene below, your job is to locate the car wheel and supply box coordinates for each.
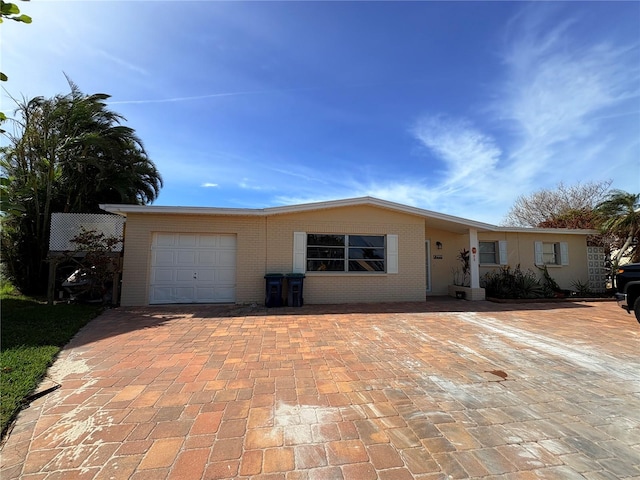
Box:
[634,296,640,324]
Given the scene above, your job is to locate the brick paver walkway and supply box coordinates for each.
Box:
[1,299,639,479]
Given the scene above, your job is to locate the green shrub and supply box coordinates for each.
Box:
[482,265,544,299]
[537,265,563,297]
[571,278,593,297]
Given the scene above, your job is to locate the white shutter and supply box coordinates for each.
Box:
[387,234,398,274]
[534,241,544,266]
[498,241,508,265]
[293,232,306,274]
[560,242,569,266]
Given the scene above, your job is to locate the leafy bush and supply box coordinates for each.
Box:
[537,265,565,297]
[571,278,594,297]
[482,265,544,299]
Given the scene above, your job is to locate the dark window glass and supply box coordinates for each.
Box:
[348,235,385,248]
[348,247,385,260]
[307,260,345,272]
[307,247,345,259]
[348,260,385,272]
[307,234,344,247]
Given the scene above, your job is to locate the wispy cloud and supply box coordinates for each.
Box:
[412,115,502,190]
[498,7,638,181]
[95,49,149,76]
[408,6,639,221]
[266,166,331,185]
[239,177,273,191]
[107,84,329,106]
[275,181,435,208]
[107,90,269,105]
[201,183,219,188]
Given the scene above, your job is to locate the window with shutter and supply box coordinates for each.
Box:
[535,241,568,266]
[297,233,397,273]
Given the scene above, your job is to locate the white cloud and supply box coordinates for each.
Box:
[498,8,639,184]
[239,178,271,191]
[412,115,502,189]
[406,6,639,223]
[201,183,219,188]
[276,181,435,208]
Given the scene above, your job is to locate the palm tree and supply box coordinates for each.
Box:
[596,190,640,264]
[1,79,163,293]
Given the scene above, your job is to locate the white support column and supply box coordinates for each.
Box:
[469,228,480,288]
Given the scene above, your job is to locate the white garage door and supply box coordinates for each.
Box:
[150,233,236,304]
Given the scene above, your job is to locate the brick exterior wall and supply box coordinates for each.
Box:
[266,206,426,304]
[477,231,589,290]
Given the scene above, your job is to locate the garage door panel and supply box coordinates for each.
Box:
[177,234,197,247]
[175,269,197,282]
[198,236,218,247]
[194,287,216,301]
[150,233,236,304]
[152,269,175,283]
[198,251,216,265]
[176,250,197,265]
[151,287,175,303]
[197,269,216,282]
[155,234,176,247]
[174,287,195,302]
[153,251,175,266]
[152,286,196,303]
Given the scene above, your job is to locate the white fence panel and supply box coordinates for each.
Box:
[49,213,124,252]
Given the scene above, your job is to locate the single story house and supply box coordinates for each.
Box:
[101,197,601,306]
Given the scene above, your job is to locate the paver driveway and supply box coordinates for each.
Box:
[1,299,639,479]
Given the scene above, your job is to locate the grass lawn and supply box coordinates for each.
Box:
[1,292,102,437]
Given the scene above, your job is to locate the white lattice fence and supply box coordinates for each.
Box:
[49,213,125,252]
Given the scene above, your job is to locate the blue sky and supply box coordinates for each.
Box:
[2,1,639,224]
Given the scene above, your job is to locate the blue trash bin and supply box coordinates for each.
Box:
[264,274,284,307]
[286,273,305,307]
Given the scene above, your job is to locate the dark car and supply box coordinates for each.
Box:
[615,263,640,323]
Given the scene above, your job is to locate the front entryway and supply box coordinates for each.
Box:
[149,233,236,304]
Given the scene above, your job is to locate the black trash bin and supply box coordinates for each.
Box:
[286,273,305,307]
[264,273,284,307]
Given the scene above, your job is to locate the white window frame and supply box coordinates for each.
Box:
[293,232,398,274]
[534,241,569,266]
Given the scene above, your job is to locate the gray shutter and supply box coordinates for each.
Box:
[498,241,508,265]
[387,234,398,274]
[293,232,306,273]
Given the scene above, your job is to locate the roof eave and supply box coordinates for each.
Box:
[264,196,499,231]
[99,204,264,216]
[102,198,594,235]
[495,227,599,235]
